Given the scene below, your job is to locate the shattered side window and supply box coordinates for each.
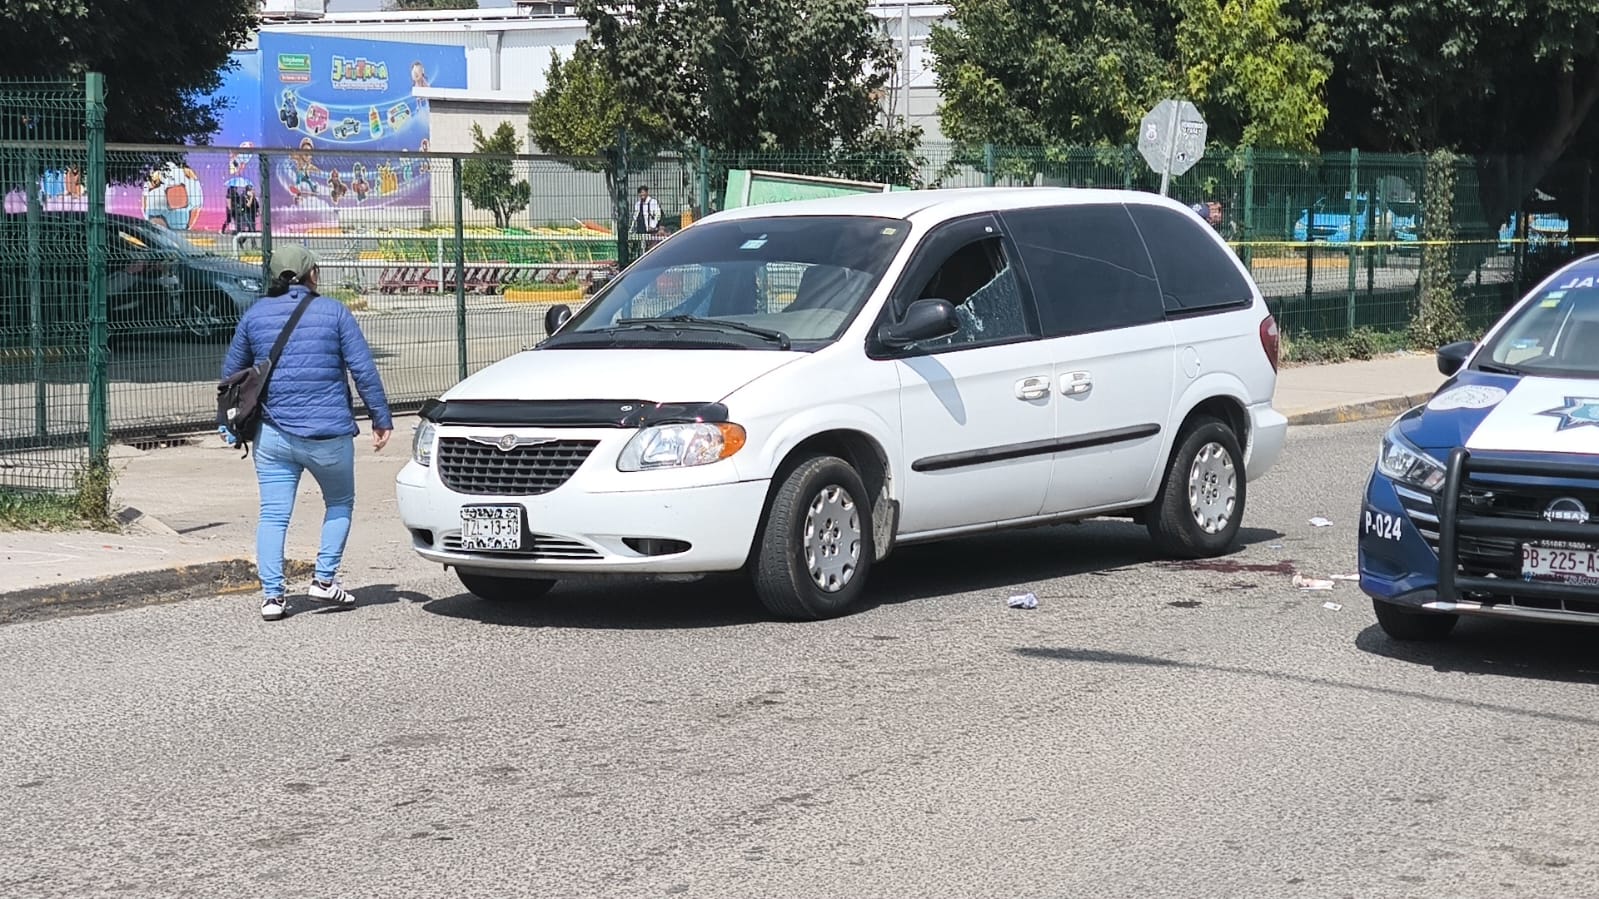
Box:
[914,237,1030,350]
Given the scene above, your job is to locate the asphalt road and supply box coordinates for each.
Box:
[6,418,1599,899]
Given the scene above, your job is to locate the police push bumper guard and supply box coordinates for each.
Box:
[1436,447,1599,617]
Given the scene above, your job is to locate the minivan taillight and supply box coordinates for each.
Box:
[1259,314,1280,372]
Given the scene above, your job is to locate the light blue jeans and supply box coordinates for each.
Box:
[253,423,356,598]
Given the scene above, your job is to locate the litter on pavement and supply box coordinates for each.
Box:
[1293,574,1336,591]
[1309,517,1334,528]
[1322,601,1343,611]
[1330,574,1360,581]
[1007,592,1039,610]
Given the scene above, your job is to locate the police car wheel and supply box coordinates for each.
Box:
[457,571,558,603]
[1371,598,1458,641]
[1147,416,1245,559]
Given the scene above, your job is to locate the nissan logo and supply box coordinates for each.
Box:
[1544,497,1591,525]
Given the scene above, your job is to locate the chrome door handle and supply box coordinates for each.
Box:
[1061,370,1093,397]
[1015,375,1051,401]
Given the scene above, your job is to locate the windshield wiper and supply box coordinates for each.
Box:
[1476,361,1525,376]
[616,315,791,350]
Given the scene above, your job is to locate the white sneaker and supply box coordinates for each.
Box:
[261,596,286,621]
[307,578,355,606]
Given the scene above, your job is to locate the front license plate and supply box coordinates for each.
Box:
[460,505,523,552]
[1521,542,1599,585]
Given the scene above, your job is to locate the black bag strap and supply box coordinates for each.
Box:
[260,289,318,397]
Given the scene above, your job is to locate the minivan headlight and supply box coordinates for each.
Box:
[413,420,437,467]
[1377,426,1444,492]
[618,422,746,471]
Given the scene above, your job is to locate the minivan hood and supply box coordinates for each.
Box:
[442,348,804,403]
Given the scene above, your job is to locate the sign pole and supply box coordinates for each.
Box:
[1159,100,1181,197]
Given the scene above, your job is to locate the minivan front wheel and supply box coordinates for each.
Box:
[752,455,873,620]
[1148,416,1246,558]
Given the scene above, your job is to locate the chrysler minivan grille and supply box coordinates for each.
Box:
[436,437,597,496]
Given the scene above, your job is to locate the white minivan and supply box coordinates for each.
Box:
[397,188,1288,619]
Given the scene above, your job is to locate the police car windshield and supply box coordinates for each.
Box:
[1479,272,1599,377]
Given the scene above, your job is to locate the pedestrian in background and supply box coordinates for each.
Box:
[222,245,393,621]
[241,186,261,233]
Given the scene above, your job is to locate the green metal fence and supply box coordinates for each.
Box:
[4,92,1594,495]
[0,75,107,495]
[695,144,1572,343]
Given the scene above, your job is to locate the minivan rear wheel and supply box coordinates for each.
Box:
[1147,416,1246,558]
[457,571,557,602]
[752,455,873,620]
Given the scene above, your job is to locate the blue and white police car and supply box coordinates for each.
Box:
[1360,254,1599,640]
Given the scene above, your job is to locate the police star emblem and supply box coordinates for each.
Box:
[1538,396,1599,431]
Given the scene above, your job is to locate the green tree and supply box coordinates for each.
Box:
[1316,0,1599,233]
[528,47,671,199]
[929,0,1175,149]
[460,122,531,229]
[1174,0,1329,152]
[574,0,919,173]
[386,0,480,10]
[0,0,258,144]
[929,0,1328,151]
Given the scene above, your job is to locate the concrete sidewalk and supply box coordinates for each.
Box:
[0,351,1446,614]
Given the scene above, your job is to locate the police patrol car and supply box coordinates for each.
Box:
[1360,253,1599,640]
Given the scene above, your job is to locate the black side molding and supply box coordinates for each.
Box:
[911,423,1161,473]
[419,398,730,429]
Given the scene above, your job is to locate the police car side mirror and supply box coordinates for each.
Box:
[1437,340,1475,376]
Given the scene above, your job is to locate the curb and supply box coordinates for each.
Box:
[1286,393,1435,427]
[0,559,313,626]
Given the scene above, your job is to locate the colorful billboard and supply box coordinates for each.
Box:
[6,35,466,234]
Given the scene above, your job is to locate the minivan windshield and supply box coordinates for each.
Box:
[1476,267,1599,377]
[544,215,910,350]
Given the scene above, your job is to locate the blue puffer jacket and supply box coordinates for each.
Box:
[222,286,393,439]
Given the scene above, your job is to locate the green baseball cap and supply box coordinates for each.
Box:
[269,244,319,281]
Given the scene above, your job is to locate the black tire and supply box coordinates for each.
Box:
[1372,598,1458,641]
[457,571,557,602]
[751,455,873,621]
[1147,416,1247,559]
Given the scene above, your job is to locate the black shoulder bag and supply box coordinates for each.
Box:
[216,291,317,458]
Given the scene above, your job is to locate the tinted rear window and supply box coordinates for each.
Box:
[1125,204,1254,314]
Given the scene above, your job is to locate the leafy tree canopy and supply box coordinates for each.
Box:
[1315,0,1599,227]
[929,0,1329,152]
[0,0,258,144]
[573,0,909,155]
[528,45,672,188]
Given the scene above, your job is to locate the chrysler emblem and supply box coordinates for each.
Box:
[466,434,554,452]
[1544,497,1591,525]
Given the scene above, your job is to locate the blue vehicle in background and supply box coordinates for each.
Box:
[1500,212,1572,253]
[1292,192,1419,245]
[1358,253,1599,640]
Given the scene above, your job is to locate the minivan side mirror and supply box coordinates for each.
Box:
[1437,340,1475,376]
[879,298,959,349]
[544,303,573,335]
